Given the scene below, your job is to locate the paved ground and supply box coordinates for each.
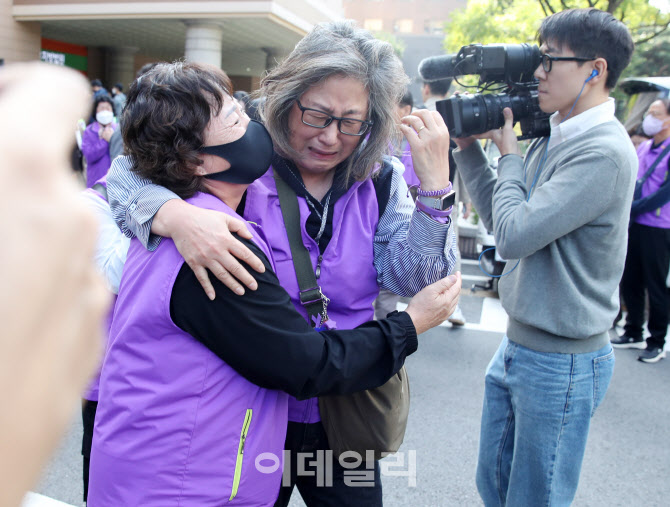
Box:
[26,261,670,506]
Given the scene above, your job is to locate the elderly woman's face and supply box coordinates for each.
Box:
[96,101,113,114]
[199,94,250,175]
[287,75,369,178]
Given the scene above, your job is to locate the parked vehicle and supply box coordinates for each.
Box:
[619,76,670,133]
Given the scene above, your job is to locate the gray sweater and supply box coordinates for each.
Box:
[454,120,637,353]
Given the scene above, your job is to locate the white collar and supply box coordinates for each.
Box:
[547,98,615,150]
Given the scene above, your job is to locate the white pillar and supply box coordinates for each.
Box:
[106,46,137,91]
[184,21,224,68]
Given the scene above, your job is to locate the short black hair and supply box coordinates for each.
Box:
[91,79,103,88]
[113,82,123,92]
[539,8,634,90]
[92,94,114,119]
[424,78,452,97]
[399,87,413,109]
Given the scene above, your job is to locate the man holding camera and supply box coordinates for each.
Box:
[451,8,636,506]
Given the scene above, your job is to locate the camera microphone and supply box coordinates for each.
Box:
[418,54,459,81]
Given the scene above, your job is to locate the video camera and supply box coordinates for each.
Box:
[419,43,550,140]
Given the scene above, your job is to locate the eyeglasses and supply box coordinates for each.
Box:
[540,54,596,73]
[296,100,373,136]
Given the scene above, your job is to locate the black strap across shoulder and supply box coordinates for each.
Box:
[273,169,329,328]
[639,142,670,187]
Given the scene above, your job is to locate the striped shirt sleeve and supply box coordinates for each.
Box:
[107,155,179,251]
[373,156,457,297]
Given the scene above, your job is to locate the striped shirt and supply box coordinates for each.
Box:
[107,155,457,297]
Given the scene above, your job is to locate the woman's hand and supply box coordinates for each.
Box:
[101,125,114,142]
[399,109,451,191]
[153,200,266,300]
[404,272,462,335]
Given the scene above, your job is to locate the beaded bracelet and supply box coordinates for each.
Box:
[415,198,453,218]
[416,182,452,197]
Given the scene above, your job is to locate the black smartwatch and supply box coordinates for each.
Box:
[417,190,456,211]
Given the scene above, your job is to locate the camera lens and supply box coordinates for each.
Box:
[439,91,543,138]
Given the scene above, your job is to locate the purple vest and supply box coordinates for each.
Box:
[244,167,380,423]
[89,192,287,506]
[635,138,670,229]
[82,122,117,188]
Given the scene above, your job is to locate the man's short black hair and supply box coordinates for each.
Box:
[90,79,103,88]
[114,82,123,92]
[424,78,452,97]
[539,8,634,90]
[399,87,413,109]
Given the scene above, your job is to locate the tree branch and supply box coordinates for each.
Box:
[538,0,557,15]
[634,22,670,45]
[607,0,625,14]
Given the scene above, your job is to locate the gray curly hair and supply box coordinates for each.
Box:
[260,20,409,183]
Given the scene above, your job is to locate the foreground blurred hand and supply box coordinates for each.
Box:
[0,63,110,507]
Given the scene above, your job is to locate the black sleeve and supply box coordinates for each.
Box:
[170,235,418,400]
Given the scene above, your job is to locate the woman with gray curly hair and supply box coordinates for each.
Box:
[106,20,458,505]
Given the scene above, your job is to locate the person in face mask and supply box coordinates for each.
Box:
[613,98,670,363]
[81,95,117,187]
[87,62,461,506]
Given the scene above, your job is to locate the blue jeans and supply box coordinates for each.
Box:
[476,336,614,507]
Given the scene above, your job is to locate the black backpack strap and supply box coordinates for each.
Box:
[372,157,395,219]
[272,169,330,327]
[639,142,670,187]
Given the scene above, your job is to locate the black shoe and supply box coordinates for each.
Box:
[610,334,646,349]
[638,347,666,363]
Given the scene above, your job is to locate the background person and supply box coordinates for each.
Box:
[233,90,250,113]
[88,62,461,506]
[111,82,126,119]
[90,78,109,100]
[107,21,458,506]
[452,8,636,505]
[630,127,651,150]
[81,95,118,188]
[613,98,670,363]
[0,62,109,507]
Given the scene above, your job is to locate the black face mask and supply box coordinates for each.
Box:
[200,120,274,184]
